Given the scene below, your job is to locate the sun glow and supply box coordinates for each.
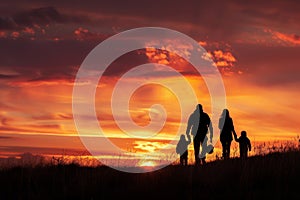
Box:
[139,160,156,167]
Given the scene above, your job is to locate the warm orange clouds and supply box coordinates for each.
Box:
[0,80,76,137]
[213,50,236,66]
[273,32,300,45]
[144,43,238,76]
[23,27,35,35]
[266,29,300,46]
[0,31,6,38]
[73,27,106,41]
[144,44,196,74]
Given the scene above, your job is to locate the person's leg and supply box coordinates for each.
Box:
[225,142,228,159]
[240,151,245,160]
[221,142,226,159]
[193,137,200,166]
[180,156,183,165]
[227,141,231,159]
[224,141,230,159]
[183,151,188,165]
[239,147,242,158]
[242,149,248,159]
[199,137,207,164]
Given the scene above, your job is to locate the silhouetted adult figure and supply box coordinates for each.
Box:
[186,104,213,166]
[219,109,237,160]
[235,130,251,159]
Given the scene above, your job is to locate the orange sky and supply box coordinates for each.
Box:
[0,1,300,165]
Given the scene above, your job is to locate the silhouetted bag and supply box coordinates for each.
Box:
[207,144,214,154]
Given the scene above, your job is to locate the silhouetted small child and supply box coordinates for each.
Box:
[176,134,191,166]
[235,130,251,159]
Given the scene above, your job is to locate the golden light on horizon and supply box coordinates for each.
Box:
[139,160,156,167]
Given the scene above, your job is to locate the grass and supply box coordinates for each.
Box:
[0,150,299,200]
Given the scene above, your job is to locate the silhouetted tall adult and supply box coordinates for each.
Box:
[219,109,237,160]
[186,104,213,166]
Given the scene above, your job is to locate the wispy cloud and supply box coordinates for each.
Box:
[268,29,300,46]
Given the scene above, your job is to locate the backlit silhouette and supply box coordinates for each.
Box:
[235,130,251,159]
[186,104,213,166]
[219,109,237,160]
[176,134,191,166]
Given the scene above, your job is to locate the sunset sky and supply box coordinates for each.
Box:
[0,0,300,165]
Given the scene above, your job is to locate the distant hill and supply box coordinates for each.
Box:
[0,150,299,199]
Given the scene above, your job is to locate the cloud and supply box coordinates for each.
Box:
[10,31,20,39]
[208,50,237,75]
[32,113,73,120]
[133,140,169,153]
[13,7,64,26]
[1,117,13,126]
[0,39,98,82]
[0,17,16,30]
[73,27,108,41]
[0,124,63,135]
[0,136,12,139]
[22,27,35,35]
[145,44,239,75]
[0,74,19,79]
[270,30,300,46]
[0,1,299,44]
[213,50,236,63]
[0,1,297,82]
[0,7,91,30]
[0,31,6,38]
[9,78,76,87]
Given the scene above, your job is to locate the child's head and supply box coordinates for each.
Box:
[180,134,186,140]
[241,130,247,137]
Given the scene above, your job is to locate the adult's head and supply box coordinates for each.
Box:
[196,104,203,113]
[222,108,229,118]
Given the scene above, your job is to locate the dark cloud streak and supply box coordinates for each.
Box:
[0,74,19,79]
[0,39,98,81]
[0,6,91,30]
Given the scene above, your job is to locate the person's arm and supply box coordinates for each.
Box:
[248,138,251,151]
[218,118,223,130]
[231,119,237,141]
[208,116,213,143]
[233,130,238,141]
[186,115,192,141]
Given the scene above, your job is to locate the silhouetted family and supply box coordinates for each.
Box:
[176,104,251,166]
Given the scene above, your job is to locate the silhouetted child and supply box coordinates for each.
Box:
[235,130,251,159]
[176,134,191,165]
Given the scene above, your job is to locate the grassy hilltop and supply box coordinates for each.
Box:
[0,150,299,200]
